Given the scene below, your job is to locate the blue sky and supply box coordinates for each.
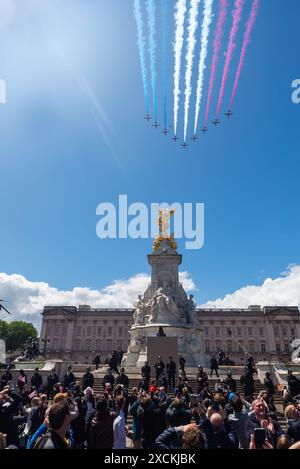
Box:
[0,0,300,321]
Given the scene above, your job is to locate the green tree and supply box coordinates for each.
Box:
[5,321,38,352]
[0,320,9,341]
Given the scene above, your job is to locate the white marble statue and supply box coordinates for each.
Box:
[291,339,300,363]
[133,295,147,326]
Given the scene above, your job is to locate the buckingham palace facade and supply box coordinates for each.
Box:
[40,305,300,365]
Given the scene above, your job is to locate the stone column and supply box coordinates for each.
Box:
[65,320,75,354]
[266,322,277,355]
[295,322,300,339]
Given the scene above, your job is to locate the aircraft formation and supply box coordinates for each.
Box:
[134,0,259,149]
[143,109,233,148]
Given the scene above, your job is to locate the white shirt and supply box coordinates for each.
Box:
[113,410,126,449]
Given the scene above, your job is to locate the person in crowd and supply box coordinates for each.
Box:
[287,369,300,398]
[199,411,238,449]
[224,370,237,393]
[228,395,252,449]
[155,423,205,449]
[137,394,161,449]
[0,387,23,446]
[109,351,120,376]
[166,397,192,427]
[63,366,76,390]
[210,355,219,378]
[217,349,225,365]
[103,368,115,390]
[246,355,256,375]
[129,392,142,449]
[70,396,86,449]
[141,361,151,391]
[285,404,300,443]
[82,367,94,390]
[82,387,96,433]
[26,396,47,439]
[31,368,43,392]
[166,356,176,389]
[264,372,276,401]
[17,370,27,393]
[196,366,208,395]
[157,327,166,337]
[276,434,293,449]
[34,401,71,449]
[158,372,168,393]
[240,369,255,402]
[178,354,186,376]
[0,367,13,391]
[47,369,59,400]
[245,398,281,448]
[89,398,116,449]
[117,368,129,388]
[154,356,165,385]
[94,355,101,370]
[113,395,127,449]
[282,386,292,410]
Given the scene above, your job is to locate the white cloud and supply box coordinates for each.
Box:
[2,265,300,334]
[203,264,300,309]
[0,271,196,331]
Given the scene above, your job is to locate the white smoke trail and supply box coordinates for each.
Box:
[133,0,149,114]
[146,0,157,120]
[183,0,201,142]
[173,0,187,136]
[194,0,214,135]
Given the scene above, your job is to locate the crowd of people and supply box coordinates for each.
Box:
[0,355,300,450]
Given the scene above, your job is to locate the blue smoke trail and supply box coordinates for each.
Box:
[133,0,149,114]
[146,0,157,121]
[162,0,168,130]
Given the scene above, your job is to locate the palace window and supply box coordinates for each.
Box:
[248,327,252,336]
[117,340,123,350]
[75,326,81,336]
[106,340,112,352]
[118,327,123,337]
[205,341,210,353]
[108,327,112,336]
[85,340,91,352]
[215,327,220,337]
[54,324,61,336]
[285,343,290,354]
[291,328,295,338]
[227,342,233,353]
[276,343,281,353]
[259,327,264,337]
[274,326,279,337]
[205,328,209,336]
[97,327,102,336]
[237,327,242,337]
[282,327,287,336]
[75,340,81,352]
[95,339,101,351]
[87,327,92,336]
[261,343,266,353]
[249,342,255,353]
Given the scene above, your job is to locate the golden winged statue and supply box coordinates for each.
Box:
[153,208,177,252]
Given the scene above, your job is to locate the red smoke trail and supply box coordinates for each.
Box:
[229,0,260,110]
[204,0,228,127]
[216,0,245,118]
